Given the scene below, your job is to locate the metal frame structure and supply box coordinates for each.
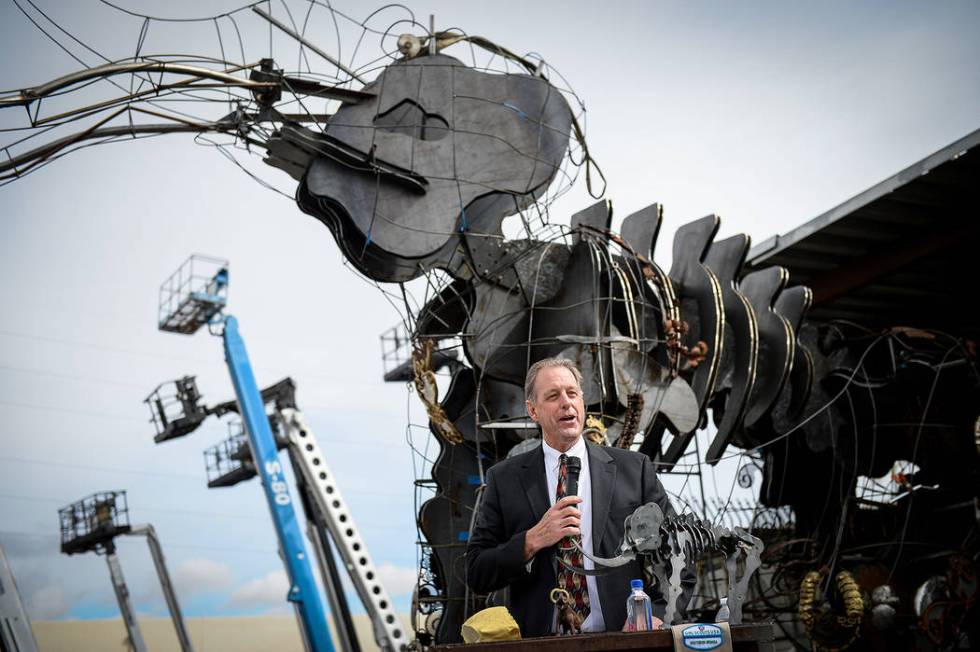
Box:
[157,255,229,335]
[58,491,193,652]
[204,422,256,488]
[380,322,459,383]
[145,376,209,443]
[200,392,365,652]
[0,543,39,652]
[280,408,407,650]
[103,544,146,652]
[59,492,145,652]
[125,525,194,652]
[153,256,408,652]
[163,376,409,652]
[59,490,132,555]
[154,257,327,652]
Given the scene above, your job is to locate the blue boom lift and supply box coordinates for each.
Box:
[154,255,334,652]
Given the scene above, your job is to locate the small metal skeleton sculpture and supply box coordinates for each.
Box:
[561,502,764,627]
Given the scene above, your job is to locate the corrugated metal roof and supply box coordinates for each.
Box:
[747,127,980,337]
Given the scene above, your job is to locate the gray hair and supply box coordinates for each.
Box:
[524,357,583,403]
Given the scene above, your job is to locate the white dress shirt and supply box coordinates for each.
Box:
[542,437,606,632]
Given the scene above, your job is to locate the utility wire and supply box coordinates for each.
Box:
[0,454,203,480]
[0,528,277,555]
[0,491,407,528]
[0,327,214,365]
[0,454,404,498]
[0,399,144,422]
[0,326,385,389]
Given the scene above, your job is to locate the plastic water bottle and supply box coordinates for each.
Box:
[715,597,730,622]
[626,579,654,631]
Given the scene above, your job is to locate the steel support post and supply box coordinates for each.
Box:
[105,548,148,652]
[0,544,39,652]
[128,525,194,652]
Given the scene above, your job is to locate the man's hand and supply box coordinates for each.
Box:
[523,496,582,561]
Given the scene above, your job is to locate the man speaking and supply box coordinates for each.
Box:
[466,357,679,636]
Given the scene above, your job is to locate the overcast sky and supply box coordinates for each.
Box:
[1,0,978,640]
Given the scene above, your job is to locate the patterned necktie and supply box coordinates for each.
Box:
[556,454,590,625]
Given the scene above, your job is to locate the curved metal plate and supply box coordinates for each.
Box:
[619,203,663,261]
[463,282,530,385]
[739,266,793,432]
[660,215,724,465]
[299,54,573,282]
[611,342,700,438]
[570,200,612,243]
[703,234,759,463]
[770,287,814,432]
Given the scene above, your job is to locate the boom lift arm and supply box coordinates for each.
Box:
[221,316,335,652]
[279,408,408,651]
[152,256,404,652]
[125,524,194,652]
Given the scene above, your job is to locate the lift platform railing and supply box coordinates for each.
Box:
[158,255,229,335]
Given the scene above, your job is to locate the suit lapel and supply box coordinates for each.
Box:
[587,441,616,552]
[519,444,550,523]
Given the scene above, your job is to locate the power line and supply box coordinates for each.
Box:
[0,454,406,498]
[0,395,405,451]
[0,491,265,521]
[0,363,403,430]
[0,362,143,389]
[0,325,385,388]
[0,398,145,422]
[0,454,203,479]
[0,327,213,365]
[0,528,278,555]
[0,491,409,527]
[0,361,403,429]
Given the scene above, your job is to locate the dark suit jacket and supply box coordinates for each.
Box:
[465,441,677,638]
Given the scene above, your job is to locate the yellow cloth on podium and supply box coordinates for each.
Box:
[460,606,522,644]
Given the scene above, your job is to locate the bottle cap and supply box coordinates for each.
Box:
[630,579,643,590]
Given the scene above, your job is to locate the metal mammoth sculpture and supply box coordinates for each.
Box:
[257,46,820,643]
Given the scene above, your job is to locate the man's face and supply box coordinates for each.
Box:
[526,366,585,451]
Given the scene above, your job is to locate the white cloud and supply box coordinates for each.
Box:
[228,570,289,609]
[173,558,234,596]
[375,563,418,597]
[28,584,69,620]
[261,603,293,616]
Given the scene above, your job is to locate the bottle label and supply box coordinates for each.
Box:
[679,623,725,650]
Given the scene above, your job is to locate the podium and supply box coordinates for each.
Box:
[432,623,775,652]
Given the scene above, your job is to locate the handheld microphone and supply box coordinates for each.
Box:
[565,456,582,497]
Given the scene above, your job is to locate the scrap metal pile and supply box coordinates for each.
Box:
[2,3,976,649]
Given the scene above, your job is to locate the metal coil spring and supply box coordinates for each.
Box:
[797,569,865,652]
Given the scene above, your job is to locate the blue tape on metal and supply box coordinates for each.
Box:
[502,102,527,119]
